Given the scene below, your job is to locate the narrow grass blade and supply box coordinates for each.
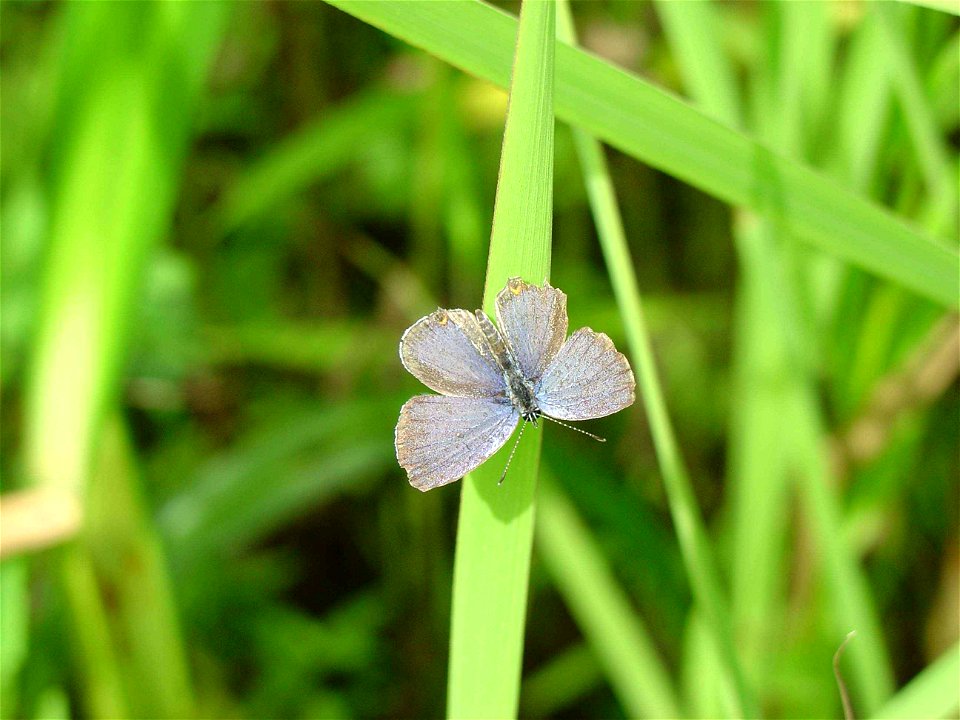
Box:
[791,390,896,712]
[654,2,798,703]
[830,11,891,191]
[536,472,679,718]
[555,1,756,715]
[871,642,960,720]
[326,0,958,307]
[447,2,554,717]
[520,644,602,718]
[0,559,29,718]
[726,213,794,692]
[681,611,729,718]
[653,0,742,129]
[874,3,958,237]
[86,418,194,719]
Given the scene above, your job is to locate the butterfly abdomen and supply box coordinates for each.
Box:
[474,309,539,419]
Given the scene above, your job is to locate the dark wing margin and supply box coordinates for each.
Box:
[535,328,635,421]
[400,308,505,397]
[495,277,568,382]
[395,395,520,491]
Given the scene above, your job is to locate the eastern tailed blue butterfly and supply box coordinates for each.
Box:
[395,277,636,491]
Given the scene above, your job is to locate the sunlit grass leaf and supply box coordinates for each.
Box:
[447,2,554,718]
[327,0,959,308]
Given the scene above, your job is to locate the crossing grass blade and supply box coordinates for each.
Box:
[871,642,960,720]
[893,0,960,16]
[447,2,554,717]
[326,0,958,308]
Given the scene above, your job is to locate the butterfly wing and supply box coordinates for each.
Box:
[495,278,567,382]
[395,395,520,491]
[400,309,505,397]
[535,328,635,420]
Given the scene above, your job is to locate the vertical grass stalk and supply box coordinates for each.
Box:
[447,2,554,718]
[556,1,756,716]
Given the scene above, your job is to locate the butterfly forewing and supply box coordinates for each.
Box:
[495,278,568,382]
[400,309,505,398]
[395,395,520,491]
[535,328,635,420]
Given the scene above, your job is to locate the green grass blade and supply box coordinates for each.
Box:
[875,3,958,237]
[726,215,795,693]
[871,643,960,720]
[447,2,554,717]
[653,0,742,129]
[893,0,960,16]
[830,11,891,191]
[791,391,896,712]
[536,473,679,718]
[655,3,798,704]
[520,644,602,718]
[326,0,958,307]
[87,418,195,719]
[555,2,755,715]
[660,2,898,710]
[1,559,30,718]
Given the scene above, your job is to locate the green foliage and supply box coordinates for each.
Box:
[449,3,553,717]
[1,1,957,719]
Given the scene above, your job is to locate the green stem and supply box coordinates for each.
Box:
[555,1,757,716]
[447,2,555,718]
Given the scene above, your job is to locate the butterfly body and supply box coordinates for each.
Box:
[473,310,541,422]
[396,277,635,491]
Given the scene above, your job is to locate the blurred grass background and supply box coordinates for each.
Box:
[1,1,958,718]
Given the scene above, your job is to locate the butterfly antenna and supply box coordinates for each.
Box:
[541,415,606,442]
[498,421,527,486]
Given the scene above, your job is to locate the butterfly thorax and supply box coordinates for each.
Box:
[474,310,541,422]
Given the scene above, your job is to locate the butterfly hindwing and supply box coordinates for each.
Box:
[395,395,520,491]
[535,328,635,421]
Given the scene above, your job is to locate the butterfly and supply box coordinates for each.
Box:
[395,277,635,491]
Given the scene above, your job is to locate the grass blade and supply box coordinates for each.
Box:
[536,472,679,718]
[875,3,958,237]
[871,642,960,720]
[326,0,958,307]
[893,0,960,16]
[447,2,554,717]
[521,644,602,718]
[653,0,742,129]
[554,1,756,715]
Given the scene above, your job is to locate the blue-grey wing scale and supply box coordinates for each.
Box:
[399,308,505,398]
[535,327,635,421]
[495,278,567,382]
[395,395,520,491]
